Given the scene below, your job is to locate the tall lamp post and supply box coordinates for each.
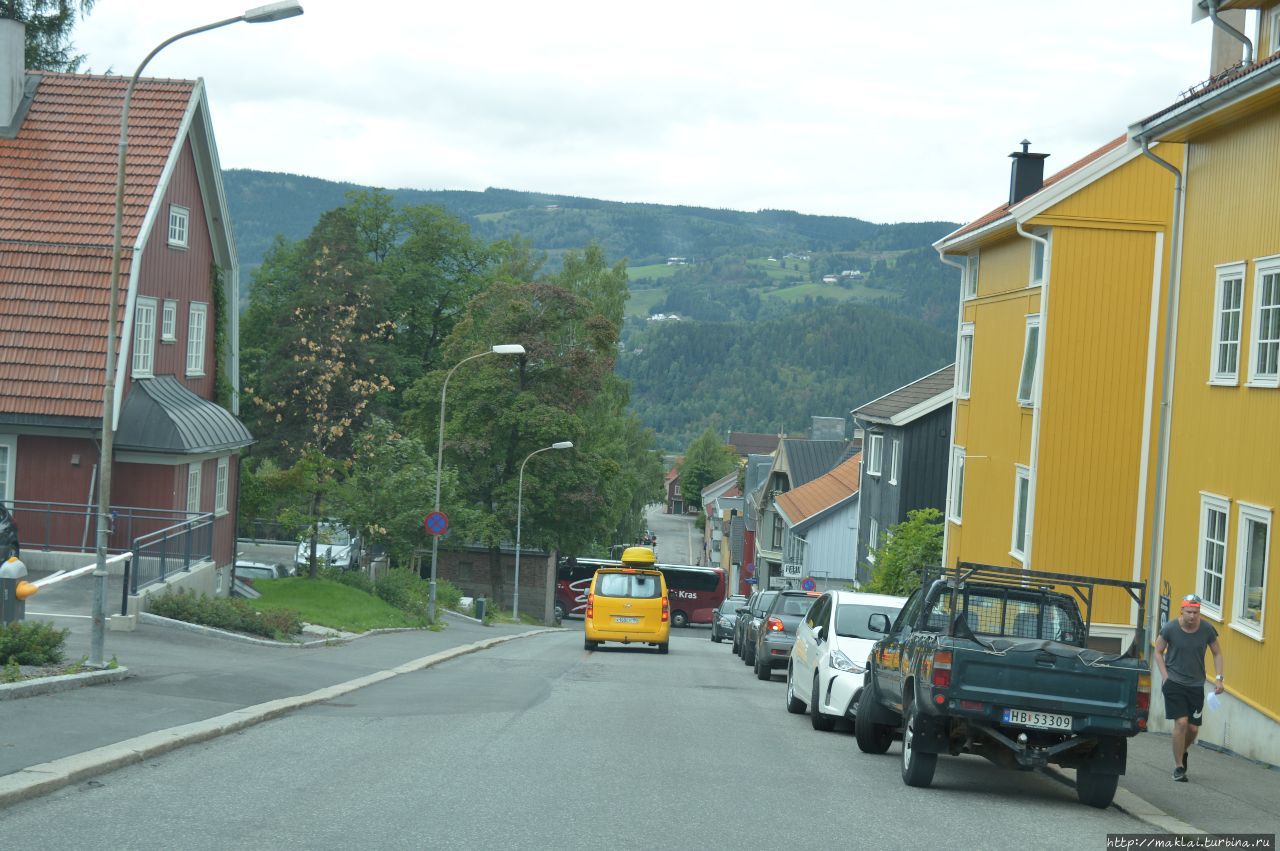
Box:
[428,343,525,623]
[513,441,573,619]
[91,1,304,668]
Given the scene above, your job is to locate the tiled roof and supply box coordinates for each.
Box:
[0,72,196,420]
[729,431,780,456]
[776,453,861,527]
[1136,50,1280,130]
[942,135,1127,244]
[854,364,955,424]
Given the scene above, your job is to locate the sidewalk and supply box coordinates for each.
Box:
[0,605,550,789]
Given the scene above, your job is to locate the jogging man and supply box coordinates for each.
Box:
[1154,593,1225,782]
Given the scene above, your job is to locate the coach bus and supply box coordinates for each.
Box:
[555,556,727,628]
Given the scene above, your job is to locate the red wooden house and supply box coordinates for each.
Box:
[0,45,251,595]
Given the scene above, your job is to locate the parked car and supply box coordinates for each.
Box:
[855,563,1150,809]
[583,547,670,653]
[711,595,746,643]
[751,590,819,680]
[739,590,778,667]
[786,590,906,730]
[296,521,361,571]
[234,561,295,583]
[732,590,759,656]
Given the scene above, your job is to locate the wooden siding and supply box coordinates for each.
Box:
[1042,151,1177,227]
[901,407,950,516]
[127,139,216,402]
[1033,226,1162,626]
[805,500,858,582]
[973,237,1032,297]
[10,435,102,550]
[1162,105,1280,720]
[857,426,898,568]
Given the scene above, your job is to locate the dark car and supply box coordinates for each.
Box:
[711,595,746,643]
[732,590,759,656]
[752,589,820,680]
[739,590,779,668]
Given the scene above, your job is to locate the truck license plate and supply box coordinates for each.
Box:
[614,616,639,624]
[1002,708,1073,731]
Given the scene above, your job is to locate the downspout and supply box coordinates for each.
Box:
[936,251,968,570]
[1015,223,1050,572]
[1207,0,1254,67]
[1138,136,1185,659]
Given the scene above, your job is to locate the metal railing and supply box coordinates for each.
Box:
[125,513,215,600]
[6,498,207,555]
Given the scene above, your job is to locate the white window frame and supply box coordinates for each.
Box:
[0,434,15,505]
[948,446,965,525]
[867,517,879,563]
[1211,262,1245,385]
[1231,502,1270,640]
[1011,465,1031,561]
[1028,228,1050,287]
[132,298,157,377]
[889,438,901,486]
[1017,314,1041,406]
[161,299,178,343]
[963,252,979,300]
[867,434,883,477]
[957,322,974,399]
[1270,5,1280,55]
[214,456,229,516]
[186,462,202,515]
[1247,255,1280,388]
[186,302,208,377]
[168,204,189,248]
[1196,492,1230,620]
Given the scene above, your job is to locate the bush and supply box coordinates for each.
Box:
[319,566,375,595]
[0,620,68,665]
[149,589,302,641]
[373,568,429,615]
[436,579,463,612]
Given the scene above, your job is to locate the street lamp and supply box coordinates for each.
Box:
[513,441,573,619]
[90,1,304,668]
[428,343,526,623]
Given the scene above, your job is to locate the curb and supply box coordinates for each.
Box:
[1042,765,1203,835]
[0,627,556,808]
[0,667,131,701]
[138,612,422,648]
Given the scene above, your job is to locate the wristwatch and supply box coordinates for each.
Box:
[1216,675,1224,681]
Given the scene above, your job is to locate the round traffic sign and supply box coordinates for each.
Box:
[424,511,449,536]
[801,578,816,591]
[745,562,755,576]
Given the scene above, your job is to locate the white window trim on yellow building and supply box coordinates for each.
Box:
[1017,315,1041,406]
[1196,491,1230,620]
[1247,255,1280,388]
[1270,5,1280,55]
[1211,262,1246,385]
[948,446,965,525]
[957,322,974,399]
[964,252,979,299]
[1011,465,1031,561]
[1028,227,1050,286]
[1231,501,1270,641]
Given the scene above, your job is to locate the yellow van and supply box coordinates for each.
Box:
[584,547,670,654]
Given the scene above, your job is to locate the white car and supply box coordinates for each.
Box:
[785,589,906,731]
[295,521,361,571]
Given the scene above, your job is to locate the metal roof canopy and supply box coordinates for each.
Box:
[115,376,253,453]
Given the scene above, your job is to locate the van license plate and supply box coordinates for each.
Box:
[1002,708,1073,731]
[614,616,639,624]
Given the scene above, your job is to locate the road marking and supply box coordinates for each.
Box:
[25,611,92,619]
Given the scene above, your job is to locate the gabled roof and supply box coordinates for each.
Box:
[853,364,955,426]
[775,453,861,530]
[701,470,739,504]
[0,72,231,425]
[1131,49,1280,141]
[116,376,253,453]
[779,438,848,489]
[728,431,780,456]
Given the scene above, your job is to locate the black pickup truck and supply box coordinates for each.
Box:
[854,563,1150,808]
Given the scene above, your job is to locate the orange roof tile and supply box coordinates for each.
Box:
[774,452,861,526]
[0,72,195,421]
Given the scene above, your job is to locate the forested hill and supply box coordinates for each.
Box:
[618,304,955,449]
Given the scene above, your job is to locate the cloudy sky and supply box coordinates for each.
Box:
[74,1,1225,225]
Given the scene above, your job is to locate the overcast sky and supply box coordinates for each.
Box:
[73,1,1224,225]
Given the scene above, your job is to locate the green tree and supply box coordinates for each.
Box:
[3,1,96,72]
[679,427,737,509]
[865,508,944,596]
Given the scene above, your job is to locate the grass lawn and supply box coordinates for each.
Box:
[626,287,667,317]
[627,263,680,281]
[252,578,422,633]
[762,281,898,304]
[746,258,802,281]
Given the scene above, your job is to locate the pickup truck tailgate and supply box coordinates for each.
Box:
[953,644,1138,718]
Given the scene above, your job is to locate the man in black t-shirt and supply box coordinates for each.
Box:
[1154,593,1225,782]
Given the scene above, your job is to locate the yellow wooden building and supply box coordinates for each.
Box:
[933,138,1180,653]
[1124,0,1280,764]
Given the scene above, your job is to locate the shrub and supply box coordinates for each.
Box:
[0,620,69,666]
[149,589,302,641]
[320,566,374,595]
[435,579,463,612]
[373,568,429,615]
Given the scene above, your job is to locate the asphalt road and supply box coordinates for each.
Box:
[0,628,1148,849]
[645,503,697,564]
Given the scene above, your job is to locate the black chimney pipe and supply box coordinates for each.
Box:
[1009,140,1050,205]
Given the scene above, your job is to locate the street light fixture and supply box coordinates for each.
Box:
[90,2,304,668]
[513,441,573,619]
[428,344,526,623]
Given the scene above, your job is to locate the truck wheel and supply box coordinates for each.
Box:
[1075,767,1119,809]
[810,674,836,731]
[671,610,689,628]
[854,685,893,754]
[900,701,938,788]
[785,667,807,714]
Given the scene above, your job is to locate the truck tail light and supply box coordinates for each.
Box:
[1136,672,1151,712]
[932,650,952,688]
[586,593,594,619]
[766,616,784,632]
[661,597,669,623]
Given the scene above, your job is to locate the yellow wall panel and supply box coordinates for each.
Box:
[1047,148,1181,226]
[974,238,1031,298]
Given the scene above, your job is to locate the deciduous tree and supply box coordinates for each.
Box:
[865,508,943,596]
